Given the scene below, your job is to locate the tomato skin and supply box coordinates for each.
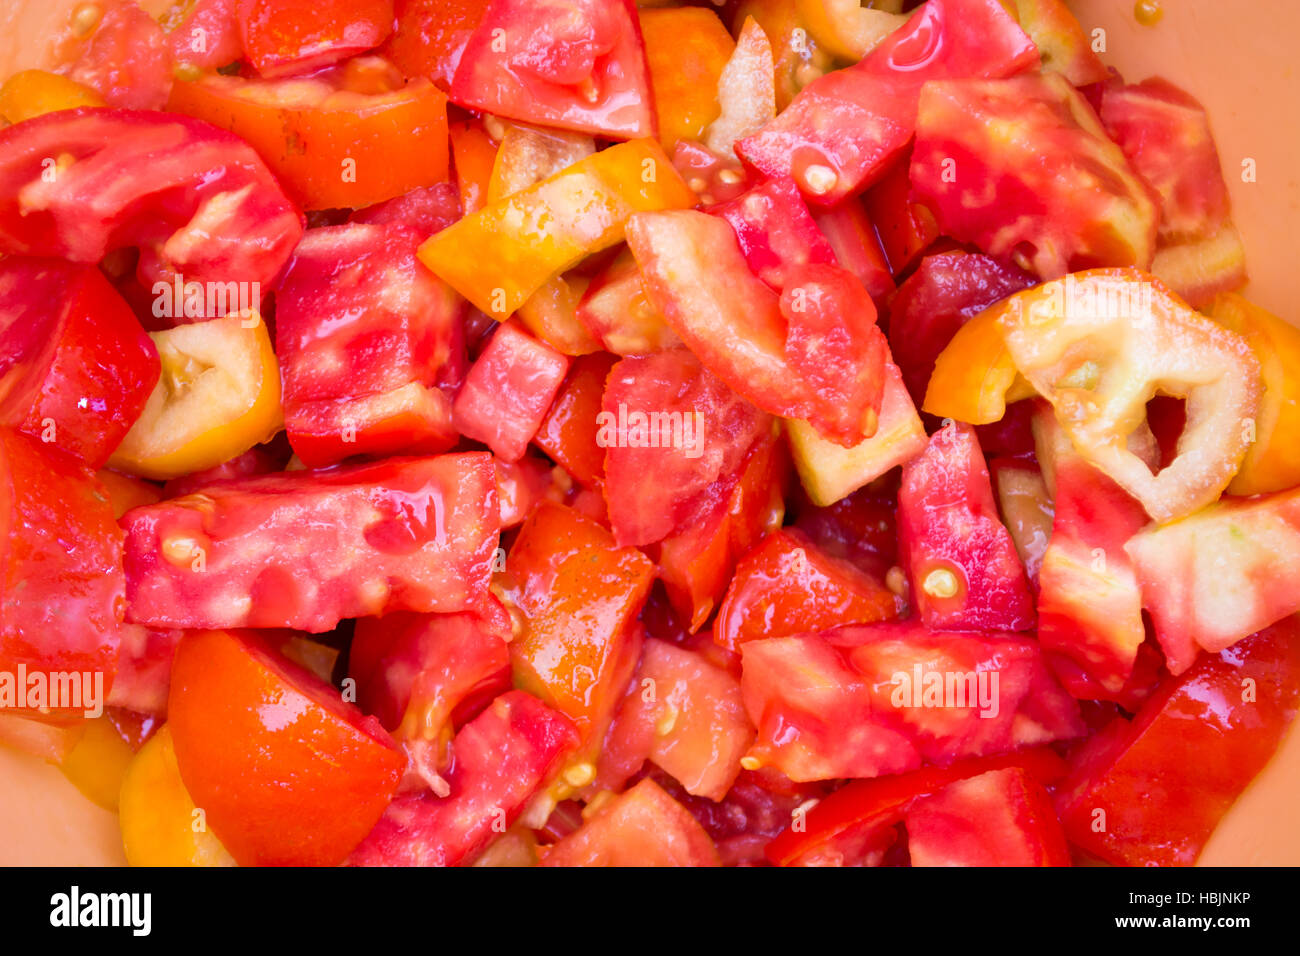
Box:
[533,351,617,490]
[0,107,302,300]
[898,422,1036,632]
[0,428,123,710]
[452,323,571,464]
[886,252,1034,409]
[451,0,656,141]
[1055,620,1300,866]
[277,222,462,467]
[736,0,1039,206]
[168,72,449,212]
[238,0,394,78]
[601,347,772,548]
[0,258,158,469]
[122,453,500,633]
[168,628,404,866]
[349,690,579,866]
[540,777,720,866]
[714,528,900,652]
[904,766,1072,866]
[383,0,488,90]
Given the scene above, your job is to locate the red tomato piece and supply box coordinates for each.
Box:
[122,453,500,633]
[765,745,1069,866]
[714,527,900,652]
[861,148,941,277]
[0,258,158,469]
[574,248,679,357]
[1055,620,1300,866]
[0,429,124,709]
[159,443,287,499]
[886,251,1034,408]
[168,628,405,866]
[898,422,1035,631]
[532,351,617,489]
[452,323,570,463]
[0,108,303,298]
[540,777,720,866]
[736,0,1038,206]
[710,177,837,292]
[600,347,772,547]
[384,0,489,90]
[904,767,1071,866]
[349,606,510,744]
[165,0,244,73]
[105,626,182,717]
[910,73,1159,278]
[451,0,655,140]
[238,0,394,78]
[350,182,463,235]
[276,222,463,467]
[670,140,753,208]
[349,690,579,866]
[793,481,899,582]
[811,199,894,304]
[62,0,172,110]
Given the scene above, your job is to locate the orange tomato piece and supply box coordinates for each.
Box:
[0,69,103,124]
[639,7,735,151]
[59,716,135,810]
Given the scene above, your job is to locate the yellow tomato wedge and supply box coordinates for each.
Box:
[923,307,1037,425]
[108,311,282,480]
[96,469,163,519]
[0,69,104,124]
[1212,293,1300,496]
[59,717,135,811]
[118,725,237,867]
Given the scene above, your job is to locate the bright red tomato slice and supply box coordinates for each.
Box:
[238,0,394,78]
[122,453,500,633]
[0,108,303,298]
[62,0,172,110]
[710,176,837,292]
[104,626,182,717]
[165,0,244,73]
[450,0,655,140]
[383,0,488,90]
[532,351,618,490]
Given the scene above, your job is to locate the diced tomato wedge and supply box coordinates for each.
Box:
[168,628,404,866]
[861,148,941,277]
[794,480,899,582]
[163,0,244,74]
[987,456,1053,586]
[350,182,462,235]
[639,6,734,151]
[886,251,1034,408]
[904,766,1071,866]
[451,0,655,140]
[448,119,498,216]
[532,352,616,489]
[238,0,394,78]
[122,453,500,633]
[382,0,488,90]
[715,528,900,652]
[0,108,303,295]
[702,14,776,157]
[898,422,1035,632]
[277,222,462,467]
[100,468,165,518]
[452,323,570,463]
[574,248,679,356]
[765,745,1069,866]
[910,73,1158,278]
[811,199,894,303]
[105,626,182,717]
[736,0,1038,206]
[600,347,771,547]
[540,777,720,866]
[670,140,753,208]
[711,177,837,292]
[350,690,578,866]
[61,0,172,110]
[1010,0,1108,87]
[0,258,158,469]
[0,428,123,710]
[1055,619,1300,866]
[1150,222,1248,310]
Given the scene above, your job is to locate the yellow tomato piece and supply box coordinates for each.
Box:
[108,311,283,480]
[472,827,539,867]
[640,7,736,150]
[95,469,163,519]
[923,307,1036,425]
[419,139,696,319]
[795,0,908,63]
[0,714,85,763]
[517,275,600,356]
[0,69,104,124]
[119,725,236,867]
[487,124,595,206]
[1212,293,1300,496]
[59,717,135,811]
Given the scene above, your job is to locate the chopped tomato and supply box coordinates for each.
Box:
[349,690,579,866]
[0,108,303,295]
[728,2,829,114]
[1149,221,1248,309]
[810,199,894,303]
[0,257,158,469]
[451,0,655,140]
[109,312,282,481]
[0,69,103,123]
[383,0,488,90]
[701,15,776,157]
[898,422,1035,632]
[921,305,1035,426]
[452,323,570,463]
[796,0,908,63]
[711,176,837,292]
[904,766,1071,866]
[532,351,617,489]
[574,248,680,356]
[105,626,181,717]
[277,223,461,468]
[670,139,753,208]
[793,480,899,581]
[158,443,286,500]
[0,429,123,710]
[987,456,1053,586]
[861,148,940,277]
[448,118,498,215]
[58,715,136,810]
[736,0,1038,206]
[168,628,404,866]
[714,528,900,652]
[639,6,734,151]
[997,269,1261,524]
[60,0,172,110]
[163,0,244,74]
[600,347,772,547]
[540,777,720,866]
[1010,0,1108,87]
[122,453,500,632]
[486,123,595,206]
[1055,620,1300,866]
[910,73,1158,278]
[98,469,163,519]
[238,0,394,78]
[350,181,462,234]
